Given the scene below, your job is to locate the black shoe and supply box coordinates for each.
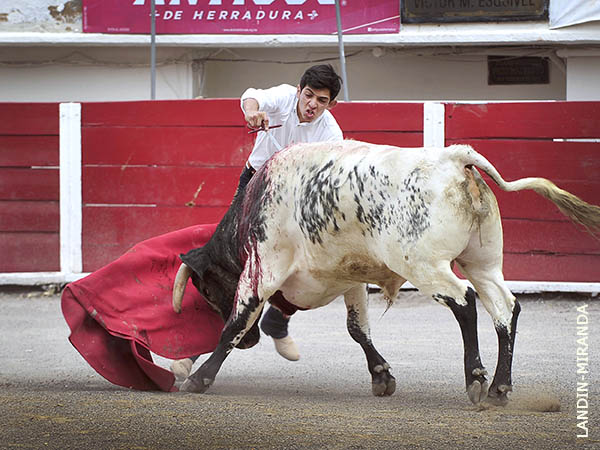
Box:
[260,306,299,361]
[260,306,289,339]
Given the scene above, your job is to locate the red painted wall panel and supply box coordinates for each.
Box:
[503,254,600,283]
[80,100,250,271]
[334,102,423,132]
[82,206,226,271]
[82,99,243,127]
[0,103,59,135]
[82,127,252,166]
[83,166,240,206]
[0,232,59,272]
[446,102,600,139]
[502,220,600,256]
[0,201,59,232]
[0,136,59,167]
[0,168,59,201]
[0,103,60,272]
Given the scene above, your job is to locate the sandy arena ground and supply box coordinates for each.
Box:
[0,287,598,449]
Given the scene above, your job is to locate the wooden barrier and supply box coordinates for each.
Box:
[81,100,251,270]
[0,100,598,288]
[0,103,60,272]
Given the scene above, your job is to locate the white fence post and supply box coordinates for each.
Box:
[423,102,445,148]
[59,103,83,275]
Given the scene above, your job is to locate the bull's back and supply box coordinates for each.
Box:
[260,142,495,279]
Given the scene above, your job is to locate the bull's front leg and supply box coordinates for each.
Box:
[181,278,265,394]
[344,285,396,397]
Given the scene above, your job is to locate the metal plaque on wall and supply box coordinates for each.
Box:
[402,0,548,23]
[488,56,549,85]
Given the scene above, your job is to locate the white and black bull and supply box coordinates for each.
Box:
[172,140,600,405]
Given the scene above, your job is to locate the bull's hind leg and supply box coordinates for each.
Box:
[457,202,521,406]
[459,264,520,406]
[408,265,489,405]
[344,285,396,397]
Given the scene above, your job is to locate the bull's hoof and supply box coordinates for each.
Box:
[371,364,396,397]
[485,384,512,406]
[372,376,396,397]
[467,379,489,405]
[180,376,213,394]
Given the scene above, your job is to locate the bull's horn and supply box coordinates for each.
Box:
[173,263,192,314]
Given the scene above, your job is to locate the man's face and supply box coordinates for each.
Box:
[296,85,337,123]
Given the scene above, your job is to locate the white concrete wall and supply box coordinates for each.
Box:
[565,56,600,101]
[203,47,565,101]
[0,0,81,32]
[0,47,194,101]
[0,46,567,102]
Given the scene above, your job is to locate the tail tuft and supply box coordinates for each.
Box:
[532,179,600,239]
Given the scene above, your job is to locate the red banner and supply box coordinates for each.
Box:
[82,0,400,34]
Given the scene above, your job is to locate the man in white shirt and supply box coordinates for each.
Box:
[236,64,343,195]
[242,78,343,169]
[171,64,343,380]
[241,64,343,363]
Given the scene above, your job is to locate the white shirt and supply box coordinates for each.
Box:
[241,84,343,169]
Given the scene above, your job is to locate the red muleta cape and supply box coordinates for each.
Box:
[61,224,224,392]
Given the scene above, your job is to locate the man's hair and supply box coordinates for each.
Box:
[299,64,343,101]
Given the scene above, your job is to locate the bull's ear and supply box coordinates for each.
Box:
[180,247,208,278]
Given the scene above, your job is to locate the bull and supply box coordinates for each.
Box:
[172,141,600,405]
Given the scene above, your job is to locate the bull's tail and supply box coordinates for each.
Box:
[452,144,600,238]
[172,263,192,313]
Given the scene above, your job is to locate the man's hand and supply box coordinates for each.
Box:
[243,98,269,129]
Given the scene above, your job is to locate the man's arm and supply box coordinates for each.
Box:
[241,84,296,130]
[242,98,269,129]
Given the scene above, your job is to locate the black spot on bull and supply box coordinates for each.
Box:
[296,162,424,242]
[350,165,392,237]
[348,165,430,242]
[238,168,272,250]
[346,306,365,342]
[295,160,345,245]
[397,168,430,242]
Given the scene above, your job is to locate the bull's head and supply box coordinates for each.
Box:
[173,247,234,319]
[172,247,260,349]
